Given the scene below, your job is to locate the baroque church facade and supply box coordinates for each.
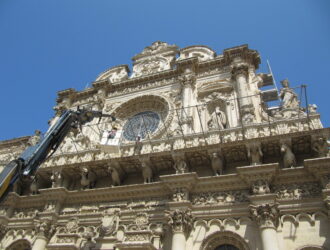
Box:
[0,41,329,250]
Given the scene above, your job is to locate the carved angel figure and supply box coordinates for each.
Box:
[280,79,299,109]
[207,106,227,130]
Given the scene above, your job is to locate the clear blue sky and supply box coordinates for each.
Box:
[0,0,329,140]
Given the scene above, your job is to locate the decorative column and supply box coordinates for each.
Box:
[250,203,280,250]
[165,209,193,250]
[32,219,54,250]
[231,64,254,124]
[179,73,196,134]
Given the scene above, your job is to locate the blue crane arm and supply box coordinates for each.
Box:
[0,108,115,201]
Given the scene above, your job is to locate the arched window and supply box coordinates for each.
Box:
[6,239,31,250]
[200,231,250,250]
[215,244,240,250]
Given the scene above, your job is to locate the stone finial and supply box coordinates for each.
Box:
[250,203,279,229]
[165,209,194,235]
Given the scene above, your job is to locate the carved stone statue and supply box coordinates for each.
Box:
[30,176,39,195]
[80,167,97,189]
[210,152,224,176]
[172,153,188,174]
[140,158,153,183]
[281,143,296,168]
[51,170,62,188]
[247,143,263,165]
[312,137,329,157]
[207,106,227,130]
[27,130,41,146]
[108,164,122,186]
[280,79,299,109]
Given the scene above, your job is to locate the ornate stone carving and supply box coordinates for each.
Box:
[321,174,330,190]
[27,130,41,146]
[247,142,263,165]
[172,152,188,174]
[172,188,189,202]
[34,219,55,239]
[179,73,196,88]
[312,137,329,157]
[209,151,224,176]
[252,179,270,195]
[231,64,249,78]
[165,209,194,234]
[250,203,279,229]
[280,79,299,109]
[281,143,296,168]
[100,208,120,236]
[80,167,97,189]
[274,182,321,199]
[131,41,178,78]
[95,65,129,83]
[192,190,249,205]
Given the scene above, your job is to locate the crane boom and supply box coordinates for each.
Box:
[0,108,115,201]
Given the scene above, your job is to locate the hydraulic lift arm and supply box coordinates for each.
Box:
[0,108,115,201]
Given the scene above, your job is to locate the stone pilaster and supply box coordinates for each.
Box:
[231,63,254,124]
[165,209,194,250]
[250,203,280,250]
[179,73,196,134]
[32,218,55,250]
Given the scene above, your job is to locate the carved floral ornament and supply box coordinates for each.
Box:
[165,209,194,235]
[249,203,279,229]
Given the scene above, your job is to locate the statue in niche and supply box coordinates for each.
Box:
[51,170,62,188]
[247,143,263,165]
[281,143,296,168]
[210,152,224,176]
[280,79,299,109]
[207,106,227,130]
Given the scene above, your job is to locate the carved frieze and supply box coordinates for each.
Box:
[191,190,249,205]
[274,182,321,200]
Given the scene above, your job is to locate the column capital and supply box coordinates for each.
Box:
[165,208,194,235]
[178,73,196,88]
[231,63,249,79]
[34,218,55,239]
[250,203,279,229]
